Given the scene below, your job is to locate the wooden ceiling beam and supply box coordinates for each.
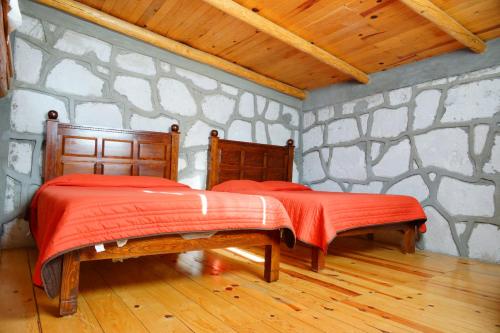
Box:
[200,0,370,84]
[36,0,307,99]
[399,0,486,53]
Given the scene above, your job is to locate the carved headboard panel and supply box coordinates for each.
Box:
[206,129,295,190]
[43,110,180,182]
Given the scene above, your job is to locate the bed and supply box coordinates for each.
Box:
[31,111,294,316]
[206,130,427,272]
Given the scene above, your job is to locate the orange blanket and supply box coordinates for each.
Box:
[212,181,426,252]
[30,175,294,297]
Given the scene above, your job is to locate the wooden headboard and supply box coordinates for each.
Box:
[43,110,179,182]
[206,129,294,190]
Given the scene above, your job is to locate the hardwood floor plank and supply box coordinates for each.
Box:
[0,249,39,333]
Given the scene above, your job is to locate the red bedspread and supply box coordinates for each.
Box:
[212,181,426,252]
[29,175,294,297]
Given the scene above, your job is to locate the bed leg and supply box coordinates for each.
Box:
[311,247,325,272]
[264,231,280,282]
[59,251,80,316]
[402,225,416,254]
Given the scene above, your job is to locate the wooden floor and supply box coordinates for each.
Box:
[1,238,499,333]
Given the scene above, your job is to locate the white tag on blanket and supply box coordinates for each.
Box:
[94,243,105,253]
[116,239,128,248]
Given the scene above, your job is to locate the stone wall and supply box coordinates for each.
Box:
[0,1,300,248]
[301,66,500,262]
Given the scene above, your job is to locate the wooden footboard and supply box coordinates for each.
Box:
[59,230,281,316]
[309,221,421,272]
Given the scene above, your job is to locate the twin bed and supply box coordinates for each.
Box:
[31,111,426,317]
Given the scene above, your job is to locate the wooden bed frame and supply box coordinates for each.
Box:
[206,129,422,272]
[42,111,280,317]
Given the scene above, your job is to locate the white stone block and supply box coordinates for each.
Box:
[265,101,280,120]
[329,146,367,181]
[468,224,500,263]
[415,128,473,176]
[8,141,33,175]
[327,118,359,145]
[17,15,45,41]
[221,84,238,95]
[370,142,382,161]
[116,52,156,76]
[437,177,495,217]
[317,106,334,121]
[255,121,267,144]
[54,30,111,62]
[268,124,291,145]
[202,94,235,124]
[372,139,411,177]
[351,182,383,194]
[184,121,216,147]
[311,180,342,192]
[371,107,408,138]
[388,87,412,106]
[228,120,252,142]
[303,111,316,130]
[292,162,299,183]
[179,174,203,190]
[283,106,299,127]
[413,90,440,130]
[194,151,207,171]
[157,78,196,116]
[320,147,330,162]
[10,90,68,134]
[4,177,20,214]
[96,65,109,75]
[160,62,171,73]
[114,75,153,111]
[473,124,489,155]
[176,67,217,90]
[256,95,266,115]
[130,114,176,132]
[302,151,325,182]
[442,79,500,122]
[302,125,323,152]
[239,92,255,118]
[483,135,500,174]
[75,103,122,128]
[47,59,104,97]
[14,38,42,84]
[419,206,459,256]
[386,175,429,201]
[178,157,187,171]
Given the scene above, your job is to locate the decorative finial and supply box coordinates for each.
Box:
[170,124,179,133]
[210,129,219,137]
[287,139,294,146]
[48,110,58,120]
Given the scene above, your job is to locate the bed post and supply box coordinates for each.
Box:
[286,139,294,182]
[311,246,325,272]
[264,230,280,282]
[170,124,180,181]
[44,110,59,182]
[207,130,220,190]
[402,224,416,253]
[59,251,80,316]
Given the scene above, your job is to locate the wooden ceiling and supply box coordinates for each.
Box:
[39,0,500,99]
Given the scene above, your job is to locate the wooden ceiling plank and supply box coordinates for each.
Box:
[36,0,306,99]
[200,0,369,84]
[399,0,486,53]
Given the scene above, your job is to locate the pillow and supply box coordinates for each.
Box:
[262,181,312,191]
[44,174,190,189]
[211,180,267,192]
